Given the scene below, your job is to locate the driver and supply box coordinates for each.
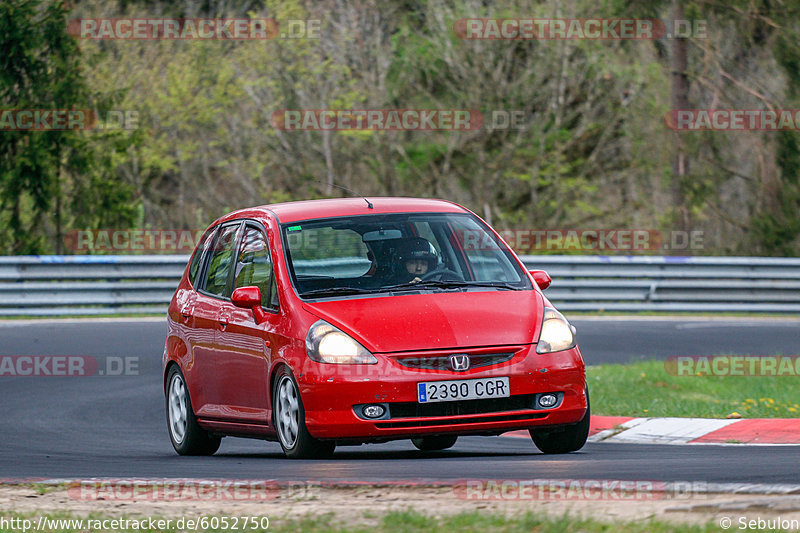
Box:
[394,237,439,284]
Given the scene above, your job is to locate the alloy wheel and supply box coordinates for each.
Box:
[168,374,188,444]
[276,376,300,449]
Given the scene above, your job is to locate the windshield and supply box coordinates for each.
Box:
[281,212,531,298]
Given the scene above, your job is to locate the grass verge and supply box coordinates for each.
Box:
[588,360,799,418]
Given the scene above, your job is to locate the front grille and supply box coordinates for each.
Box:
[388,394,538,418]
[394,352,515,371]
[375,412,547,429]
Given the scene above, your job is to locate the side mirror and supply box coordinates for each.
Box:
[529,270,551,290]
[231,286,267,324]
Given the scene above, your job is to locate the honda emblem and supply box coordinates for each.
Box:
[449,354,470,371]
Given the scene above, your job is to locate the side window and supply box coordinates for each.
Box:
[188,227,216,286]
[412,220,459,274]
[201,223,241,297]
[234,226,277,309]
[412,222,441,255]
[449,218,522,283]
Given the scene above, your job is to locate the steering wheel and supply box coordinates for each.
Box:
[419,267,464,282]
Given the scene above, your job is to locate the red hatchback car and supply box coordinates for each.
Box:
[163,198,589,458]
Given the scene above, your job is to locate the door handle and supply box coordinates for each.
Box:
[217,317,229,330]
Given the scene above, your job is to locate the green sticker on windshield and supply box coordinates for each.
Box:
[287,225,302,232]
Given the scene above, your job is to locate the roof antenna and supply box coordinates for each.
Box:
[320,180,374,209]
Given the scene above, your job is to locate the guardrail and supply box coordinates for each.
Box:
[0,255,798,316]
[0,256,187,316]
[526,255,800,313]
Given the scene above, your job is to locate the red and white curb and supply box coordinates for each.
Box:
[505,416,800,445]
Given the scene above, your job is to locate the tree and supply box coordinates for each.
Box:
[0,0,136,254]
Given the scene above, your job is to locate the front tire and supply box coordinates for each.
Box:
[411,435,458,451]
[530,392,590,454]
[273,368,335,459]
[166,366,221,456]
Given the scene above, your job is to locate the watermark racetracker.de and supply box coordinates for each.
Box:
[271,109,483,131]
[453,18,708,40]
[0,110,138,131]
[0,356,139,377]
[666,109,800,131]
[65,229,204,254]
[67,18,320,39]
[466,229,704,253]
[666,356,800,377]
[67,479,291,501]
[454,478,708,500]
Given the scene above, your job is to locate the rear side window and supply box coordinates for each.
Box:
[201,223,241,298]
[233,225,278,309]
[188,227,216,286]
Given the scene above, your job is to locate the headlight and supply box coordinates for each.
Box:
[306,320,377,364]
[536,307,576,354]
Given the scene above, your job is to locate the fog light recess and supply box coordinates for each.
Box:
[362,404,386,419]
[538,394,558,408]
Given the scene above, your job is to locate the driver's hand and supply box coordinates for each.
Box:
[410,276,422,284]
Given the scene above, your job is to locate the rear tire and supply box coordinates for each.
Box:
[166,366,221,456]
[411,435,458,451]
[273,367,335,459]
[530,392,590,454]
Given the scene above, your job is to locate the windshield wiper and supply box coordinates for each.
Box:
[377,280,519,292]
[301,280,520,298]
[300,287,375,298]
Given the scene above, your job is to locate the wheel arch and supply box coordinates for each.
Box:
[269,361,291,424]
[164,360,180,394]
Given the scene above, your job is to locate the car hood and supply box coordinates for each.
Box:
[302,290,543,353]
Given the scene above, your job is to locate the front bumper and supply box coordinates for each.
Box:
[295,344,587,441]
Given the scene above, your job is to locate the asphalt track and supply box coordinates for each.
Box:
[0,317,798,482]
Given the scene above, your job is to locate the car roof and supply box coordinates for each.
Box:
[215,197,469,225]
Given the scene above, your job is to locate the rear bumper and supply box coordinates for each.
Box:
[296,344,587,441]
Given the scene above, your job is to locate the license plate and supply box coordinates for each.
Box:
[417,377,510,404]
